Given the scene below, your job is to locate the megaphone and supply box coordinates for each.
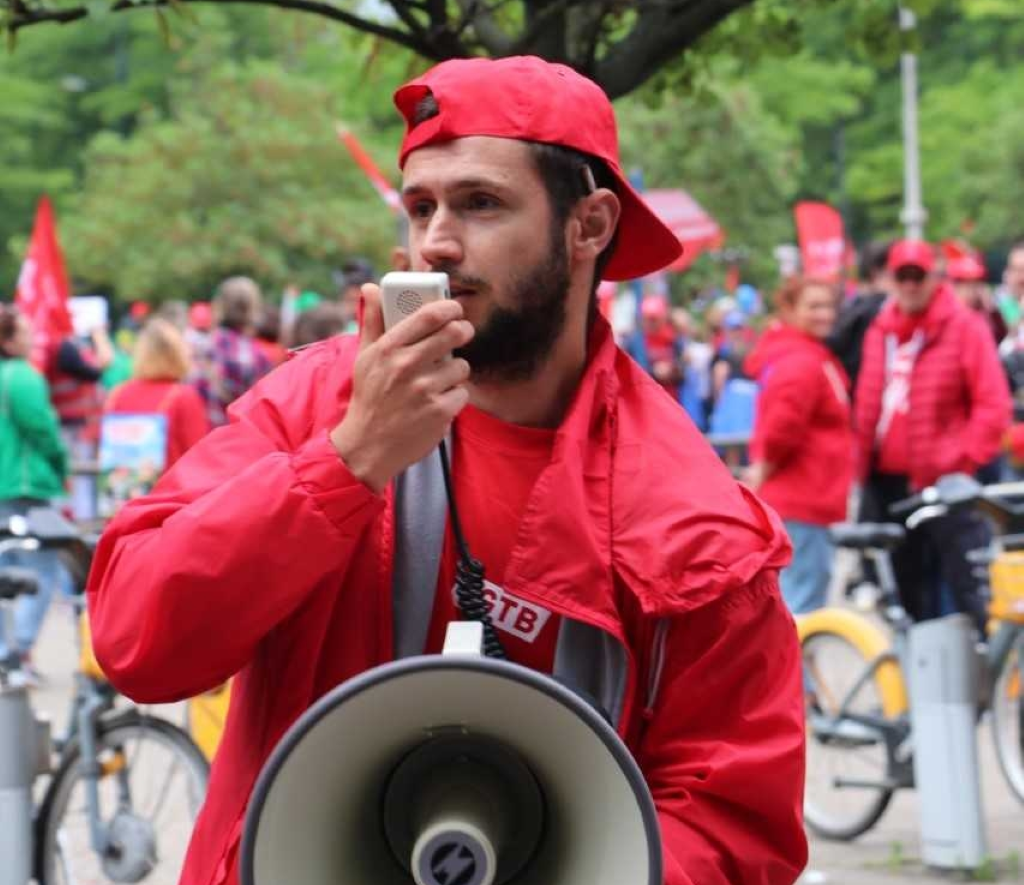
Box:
[241,626,662,885]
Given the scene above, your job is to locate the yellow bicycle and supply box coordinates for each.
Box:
[798,476,1024,840]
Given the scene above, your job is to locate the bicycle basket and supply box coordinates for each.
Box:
[989,551,1024,623]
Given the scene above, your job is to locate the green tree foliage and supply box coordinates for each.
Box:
[2,0,1022,303]
[62,61,397,299]
[617,77,800,289]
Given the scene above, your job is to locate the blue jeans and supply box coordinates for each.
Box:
[0,546,64,659]
[780,521,833,615]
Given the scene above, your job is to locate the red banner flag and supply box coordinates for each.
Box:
[642,188,724,273]
[794,201,846,282]
[14,196,73,370]
[335,123,402,214]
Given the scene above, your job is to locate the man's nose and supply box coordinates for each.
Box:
[418,209,464,268]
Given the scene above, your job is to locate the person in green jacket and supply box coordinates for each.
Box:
[0,304,69,682]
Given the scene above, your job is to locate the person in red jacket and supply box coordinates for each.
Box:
[87,57,807,885]
[745,276,854,614]
[104,318,211,469]
[855,240,1012,630]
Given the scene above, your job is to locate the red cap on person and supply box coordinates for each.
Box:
[887,240,936,274]
[641,297,668,320]
[946,253,986,282]
[393,56,683,281]
[189,301,213,331]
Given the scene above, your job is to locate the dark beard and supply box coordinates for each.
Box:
[437,225,571,382]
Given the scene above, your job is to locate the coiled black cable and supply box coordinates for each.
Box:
[438,439,507,660]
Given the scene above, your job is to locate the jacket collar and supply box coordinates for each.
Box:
[876,282,960,340]
[503,317,791,623]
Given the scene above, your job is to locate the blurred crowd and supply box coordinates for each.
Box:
[0,255,381,680]
[2,237,1023,677]
[623,237,1024,630]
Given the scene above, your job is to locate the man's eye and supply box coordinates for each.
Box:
[409,201,434,219]
[467,194,500,211]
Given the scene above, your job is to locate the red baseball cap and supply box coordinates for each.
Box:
[394,56,683,281]
[887,240,935,274]
[188,301,213,331]
[946,253,986,281]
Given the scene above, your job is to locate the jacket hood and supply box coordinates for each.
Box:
[502,318,792,622]
[296,323,791,627]
[744,323,830,379]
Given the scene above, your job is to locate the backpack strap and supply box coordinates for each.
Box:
[389,438,628,726]
[391,444,450,659]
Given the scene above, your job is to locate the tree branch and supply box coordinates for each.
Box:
[385,0,429,40]
[513,0,597,60]
[596,0,755,98]
[454,0,513,55]
[6,0,439,55]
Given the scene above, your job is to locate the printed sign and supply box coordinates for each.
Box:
[452,580,552,643]
[97,413,168,517]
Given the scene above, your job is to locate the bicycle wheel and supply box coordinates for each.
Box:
[35,710,209,885]
[802,630,894,840]
[992,631,1024,805]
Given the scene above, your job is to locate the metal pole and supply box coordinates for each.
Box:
[628,167,651,372]
[899,6,927,240]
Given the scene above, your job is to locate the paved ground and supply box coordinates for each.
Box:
[28,597,1023,884]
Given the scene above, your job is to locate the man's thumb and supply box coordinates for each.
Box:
[358,283,385,350]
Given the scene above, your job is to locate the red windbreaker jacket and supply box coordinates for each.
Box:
[745,324,854,525]
[87,320,807,885]
[855,286,1012,490]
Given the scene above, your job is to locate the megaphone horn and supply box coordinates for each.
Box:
[241,650,662,885]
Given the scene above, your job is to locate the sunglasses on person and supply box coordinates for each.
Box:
[894,265,928,284]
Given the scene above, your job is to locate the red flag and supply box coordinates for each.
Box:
[335,123,402,214]
[794,201,846,282]
[14,196,73,370]
[642,189,724,273]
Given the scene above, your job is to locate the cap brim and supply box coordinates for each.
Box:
[603,170,684,281]
[892,260,933,273]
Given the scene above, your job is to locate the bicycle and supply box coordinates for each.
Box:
[0,506,210,885]
[797,473,1024,841]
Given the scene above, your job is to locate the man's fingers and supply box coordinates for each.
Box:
[358,283,385,352]
[423,357,471,394]
[383,298,465,349]
[406,319,474,366]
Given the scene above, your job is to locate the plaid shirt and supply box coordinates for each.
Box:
[191,327,273,427]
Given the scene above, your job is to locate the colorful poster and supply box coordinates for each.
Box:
[97,413,168,517]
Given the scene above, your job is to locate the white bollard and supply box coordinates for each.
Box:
[906,614,987,869]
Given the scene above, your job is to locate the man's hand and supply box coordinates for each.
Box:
[329,283,473,493]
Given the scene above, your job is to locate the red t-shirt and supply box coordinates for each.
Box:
[875,320,925,476]
[423,404,560,671]
[105,379,211,469]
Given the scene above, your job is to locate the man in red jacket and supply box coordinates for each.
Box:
[855,239,1012,629]
[88,57,807,885]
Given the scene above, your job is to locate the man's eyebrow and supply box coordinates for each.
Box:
[402,178,509,197]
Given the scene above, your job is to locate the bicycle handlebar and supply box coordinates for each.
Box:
[1,508,83,546]
[0,508,96,588]
[889,473,1024,527]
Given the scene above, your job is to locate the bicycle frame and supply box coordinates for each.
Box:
[58,594,139,861]
[0,537,50,885]
[797,606,909,718]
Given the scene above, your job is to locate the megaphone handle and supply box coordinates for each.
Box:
[437,441,507,660]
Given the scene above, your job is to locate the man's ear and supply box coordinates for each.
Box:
[569,189,620,264]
